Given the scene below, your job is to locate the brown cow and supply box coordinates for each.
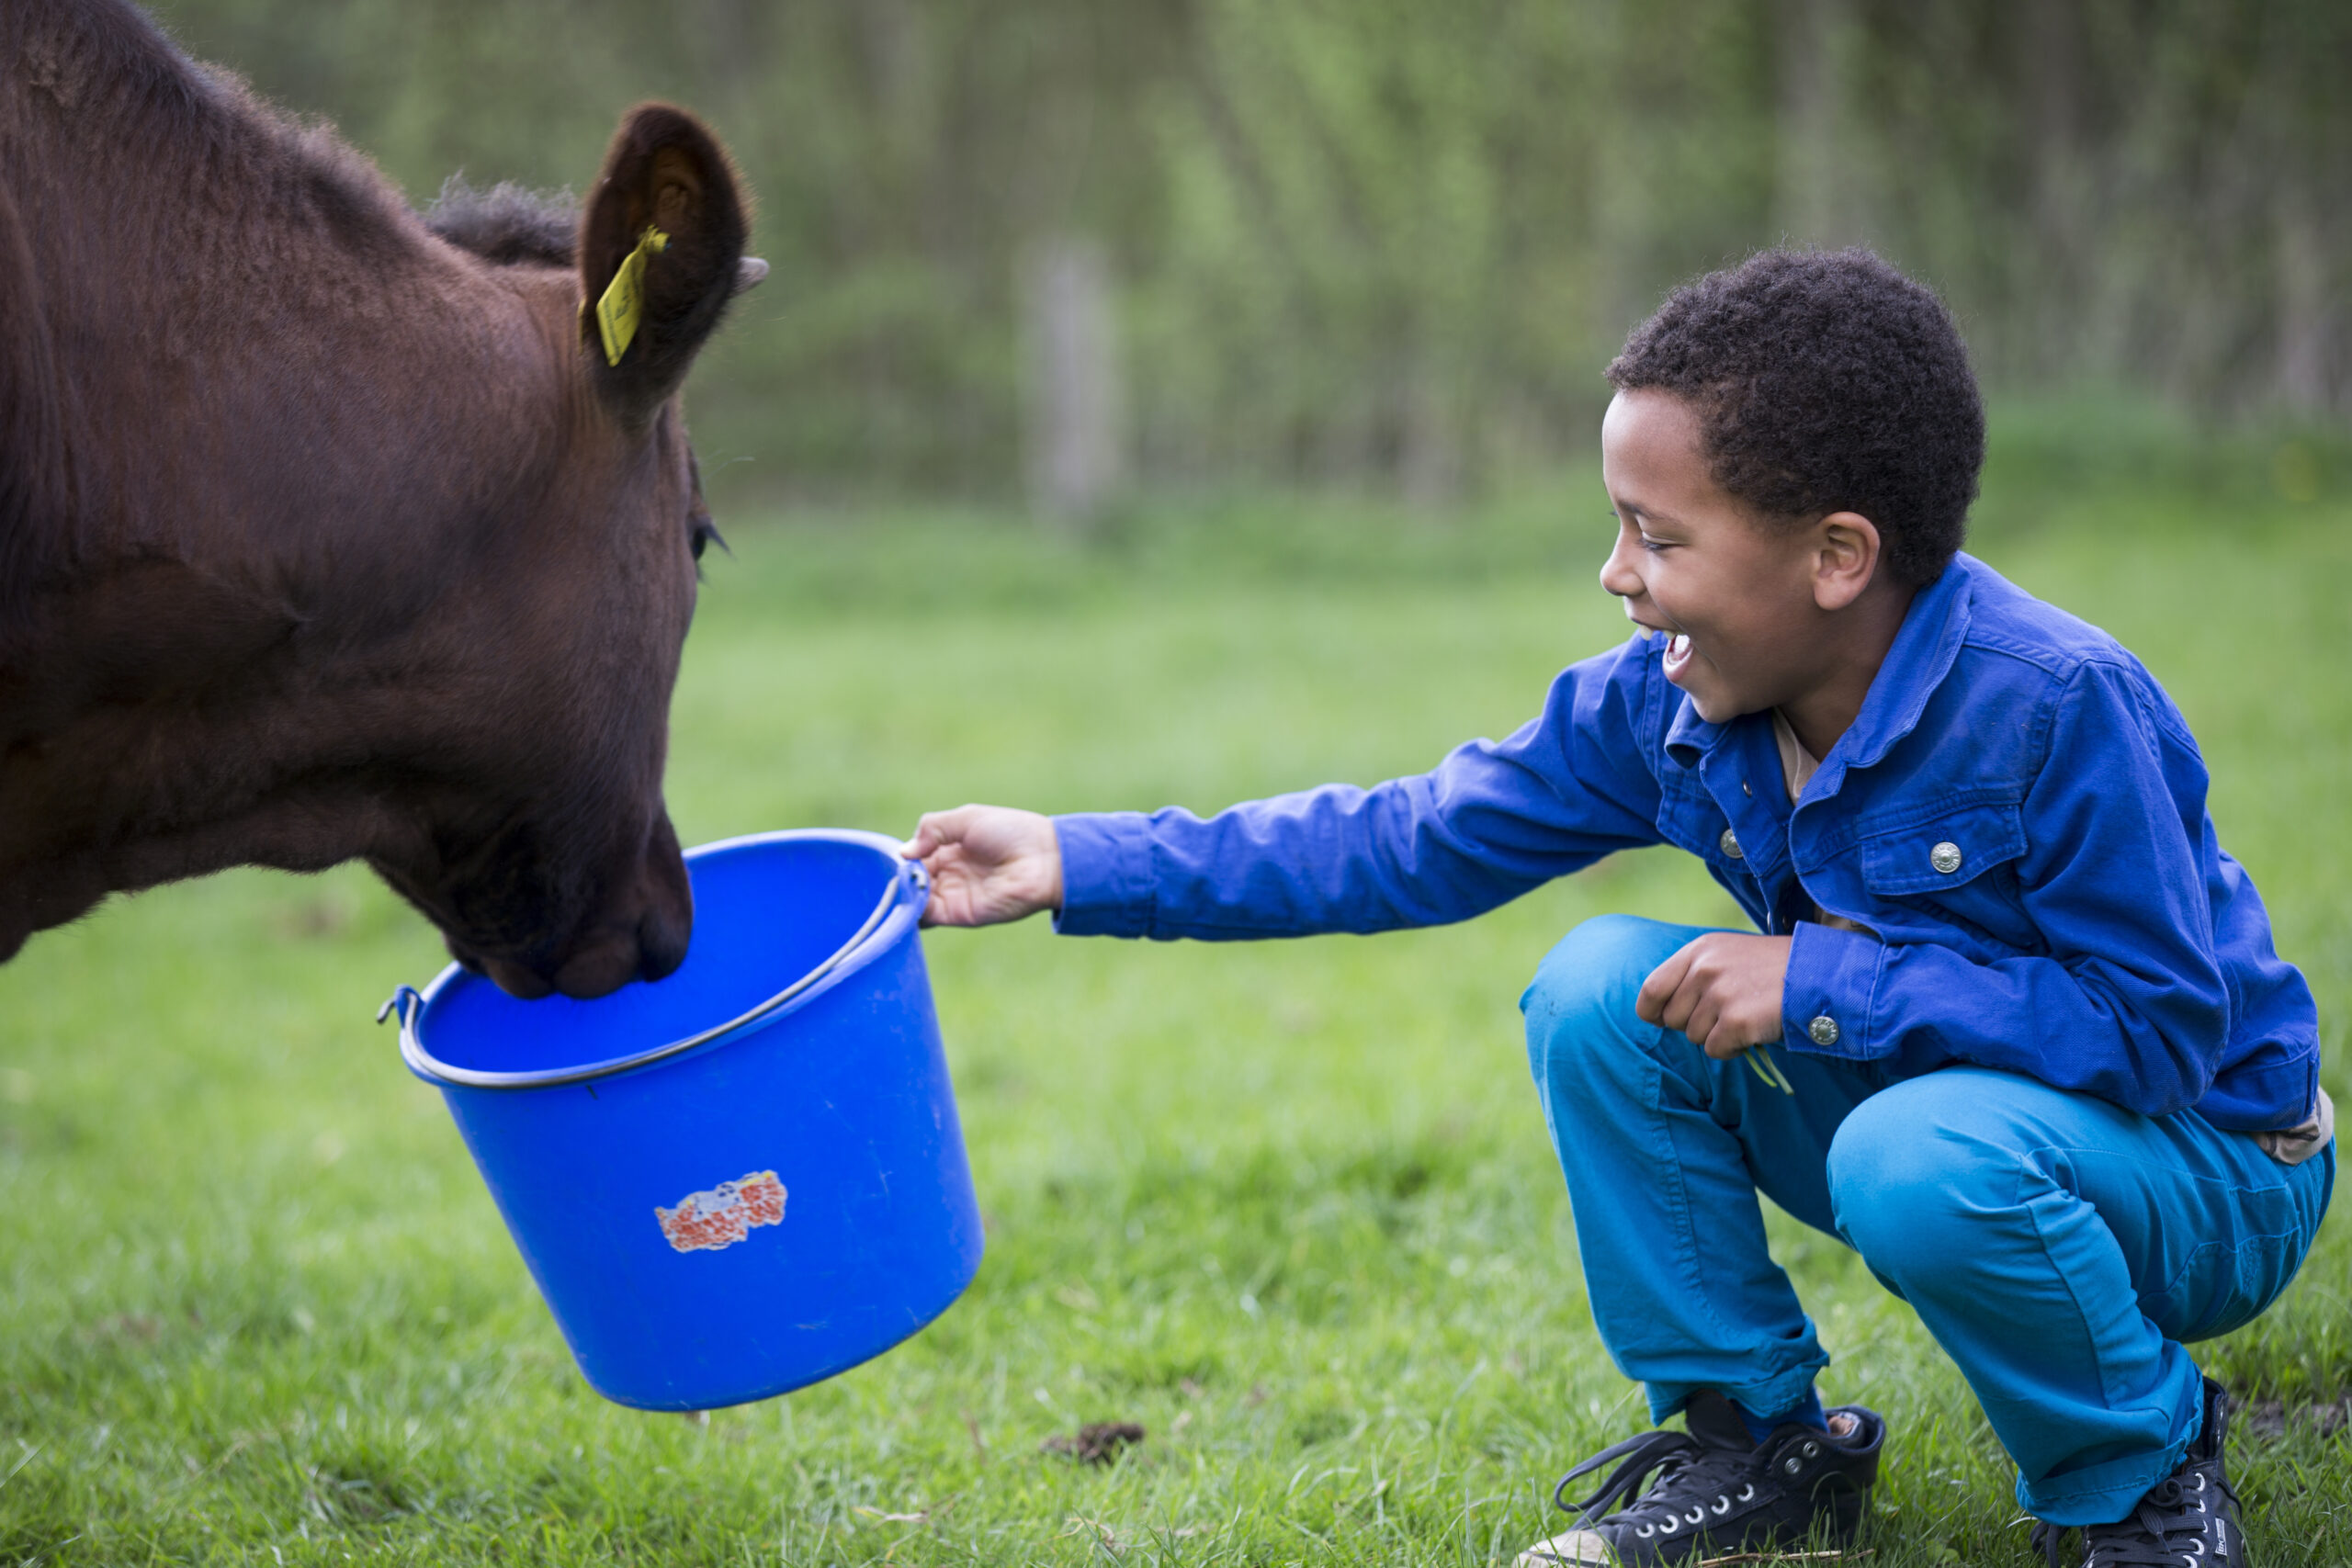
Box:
[0,0,765,998]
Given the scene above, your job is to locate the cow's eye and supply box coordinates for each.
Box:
[688,515,726,564]
[684,447,718,562]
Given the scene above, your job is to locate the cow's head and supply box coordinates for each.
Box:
[0,18,783,998]
[368,105,761,1000]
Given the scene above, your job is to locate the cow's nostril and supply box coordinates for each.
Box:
[639,906,690,984]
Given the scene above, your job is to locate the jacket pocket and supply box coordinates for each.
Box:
[1857,800,2027,897]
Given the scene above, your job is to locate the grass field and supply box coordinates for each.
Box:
[5,412,2350,1565]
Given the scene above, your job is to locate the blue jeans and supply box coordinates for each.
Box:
[1522,915,2335,1526]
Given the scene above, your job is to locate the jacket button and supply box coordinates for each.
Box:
[1808,1016,1840,1046]
[1930,840,1962,874]
[1719,828,1744,860]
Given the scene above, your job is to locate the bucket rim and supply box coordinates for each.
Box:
[388,828,929,1090]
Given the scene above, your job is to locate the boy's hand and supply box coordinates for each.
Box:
[903,805,1065,928]
[1637,933,1793,1059]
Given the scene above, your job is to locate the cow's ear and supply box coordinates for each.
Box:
[578,103,752,428]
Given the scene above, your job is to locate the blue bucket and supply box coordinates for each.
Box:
[383,829,983,1412]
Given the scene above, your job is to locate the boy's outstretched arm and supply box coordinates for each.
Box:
[905,805,1064,927]
[905,644,1671,947]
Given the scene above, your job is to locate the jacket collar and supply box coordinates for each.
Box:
[1662,553,1978,775]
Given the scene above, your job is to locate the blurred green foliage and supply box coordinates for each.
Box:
[147,0,2352,506]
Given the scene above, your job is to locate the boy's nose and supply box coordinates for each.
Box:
[1599,528,1644,600]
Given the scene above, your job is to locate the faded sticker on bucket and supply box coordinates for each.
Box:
[655,1170,786,1254]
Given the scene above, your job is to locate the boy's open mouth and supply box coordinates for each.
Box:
[1663,632,1694,678]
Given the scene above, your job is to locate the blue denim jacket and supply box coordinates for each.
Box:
[1055,553,2320,1132]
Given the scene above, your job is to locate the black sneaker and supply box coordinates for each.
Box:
[2031,1378,2243,1568]
[1517,1391,1884,1565]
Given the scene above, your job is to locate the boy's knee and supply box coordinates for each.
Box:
[1827,1071,2040,1284]
[1521,914,1693,1082]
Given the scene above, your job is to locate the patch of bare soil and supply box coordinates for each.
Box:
[2241,1397,2352,1439]
[1041,1421,1147,1464]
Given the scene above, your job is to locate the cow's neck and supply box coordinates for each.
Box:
[7,0,566,587]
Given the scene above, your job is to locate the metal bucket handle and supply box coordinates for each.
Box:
[384,844,930,1090]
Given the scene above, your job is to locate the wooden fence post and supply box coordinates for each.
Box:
[1023,236,1126,532]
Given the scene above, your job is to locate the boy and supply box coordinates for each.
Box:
[903,250,2332,1566]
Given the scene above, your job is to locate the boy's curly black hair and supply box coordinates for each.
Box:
[1607,248,1984,587]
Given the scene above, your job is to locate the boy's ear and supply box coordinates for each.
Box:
[1813,511,1883,611]
[578,103,758,429]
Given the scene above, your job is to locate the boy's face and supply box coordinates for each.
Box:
[1598,389,1839,726]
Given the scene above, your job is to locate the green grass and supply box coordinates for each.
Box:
[6,430,2352,1565]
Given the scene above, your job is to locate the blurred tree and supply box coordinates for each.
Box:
[1773,0,1867,249]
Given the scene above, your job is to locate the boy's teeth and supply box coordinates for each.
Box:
[1669,634,1691,658]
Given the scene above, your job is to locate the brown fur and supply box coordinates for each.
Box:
[0,0,760,998]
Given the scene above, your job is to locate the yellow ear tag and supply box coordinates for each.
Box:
[595,225,671,367]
